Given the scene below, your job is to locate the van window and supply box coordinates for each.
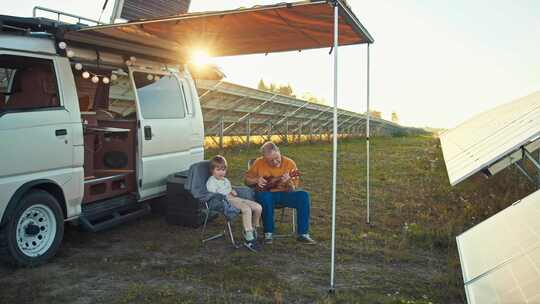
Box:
[133,72,186,119]
[0,55,60,112]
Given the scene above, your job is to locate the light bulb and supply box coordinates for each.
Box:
[102,77,110,84]
[58,41,67,50]
[125,60,132,66]
[74,63,83,70]
[66,50,75,58]
[154,75,160,81]
[146,74,154,81]
[110,74,118,81]
[82,71,90,79]
[129,56,137,62]
[91,76,99,83]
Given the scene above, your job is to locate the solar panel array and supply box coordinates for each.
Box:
[196,79,413,145]
[457,189,540,303]
[440,91,540,186]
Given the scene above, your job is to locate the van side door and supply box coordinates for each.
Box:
[130,69,193,199]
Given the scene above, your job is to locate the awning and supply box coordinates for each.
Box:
[63,0,373,62]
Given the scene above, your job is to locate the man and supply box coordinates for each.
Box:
[244,142,316,244]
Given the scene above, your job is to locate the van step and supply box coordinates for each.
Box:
[80,195,151,232]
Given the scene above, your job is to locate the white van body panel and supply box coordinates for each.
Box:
[0,50,83,221]
[181,68,205,164]
[131,67,204,199]
[0,34,57,55]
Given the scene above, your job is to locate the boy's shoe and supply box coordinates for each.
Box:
[264,232,273,245]
[244,239,261,253]
[297,234,317,245]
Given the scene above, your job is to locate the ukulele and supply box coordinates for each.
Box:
[255,169,301,192]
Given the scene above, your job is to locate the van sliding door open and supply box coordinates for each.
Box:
[131,69,193,199]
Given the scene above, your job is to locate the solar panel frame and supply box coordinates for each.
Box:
[457,189,540,303]
[440,91,540,186]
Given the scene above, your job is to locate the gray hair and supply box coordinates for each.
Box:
[260,141,280,155]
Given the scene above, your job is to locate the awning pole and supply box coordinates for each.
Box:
[366,43,371,224]
[329,2,339,293]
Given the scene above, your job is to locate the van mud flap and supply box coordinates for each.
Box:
[80,196,151,232]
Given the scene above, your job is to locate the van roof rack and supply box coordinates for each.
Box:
[32,6,104,27]
[0,15,81,35]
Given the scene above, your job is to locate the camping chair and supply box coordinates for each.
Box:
[248,159,296,238]
[183,160,237,247]
[186,160,254,247]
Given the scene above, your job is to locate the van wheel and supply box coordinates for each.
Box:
[0,189,64,267]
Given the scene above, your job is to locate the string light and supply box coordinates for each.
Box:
[60,41,159,85]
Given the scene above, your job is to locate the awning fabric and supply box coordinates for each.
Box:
[63,0,373,63]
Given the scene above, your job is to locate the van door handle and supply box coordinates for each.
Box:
[55,129,67,136]
[144,126,152,140]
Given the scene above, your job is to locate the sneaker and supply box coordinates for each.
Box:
[297,234,317,245]
[244,239,261,253]
[264,232,273,245]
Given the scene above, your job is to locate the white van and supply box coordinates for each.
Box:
[0,16,204,266]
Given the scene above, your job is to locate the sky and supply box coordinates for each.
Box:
[3,1,540,128]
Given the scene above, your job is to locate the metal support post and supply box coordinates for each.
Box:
[329,3,338,293]
[285,120,289,144]
[366,43,371,224]
[219,116,224,150]
[246,118,251,148]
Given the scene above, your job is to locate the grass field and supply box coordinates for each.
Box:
[0,136,534,303]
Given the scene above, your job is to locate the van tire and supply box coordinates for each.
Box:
[0,189,64,267]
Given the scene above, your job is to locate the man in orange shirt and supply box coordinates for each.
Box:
[245,142,316,245]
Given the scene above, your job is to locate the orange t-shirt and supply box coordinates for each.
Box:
[245,156,300,192]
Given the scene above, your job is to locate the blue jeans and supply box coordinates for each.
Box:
[255,190,310,235]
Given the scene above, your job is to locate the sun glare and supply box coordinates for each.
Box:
[191,50,212,67]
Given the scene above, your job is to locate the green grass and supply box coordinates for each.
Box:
[0,135,533,303]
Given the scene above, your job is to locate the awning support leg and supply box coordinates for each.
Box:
[366,43,371,224]
[329,2,339,294]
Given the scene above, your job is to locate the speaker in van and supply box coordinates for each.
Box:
[103,151,128,169]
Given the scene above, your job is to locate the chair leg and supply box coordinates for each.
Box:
[201,209,210,238]
[226,221,238,248]
[292,208,296,234]
[201,206,226,244]
[273,208,296,238]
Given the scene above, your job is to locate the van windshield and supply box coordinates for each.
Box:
[133,72,186,119]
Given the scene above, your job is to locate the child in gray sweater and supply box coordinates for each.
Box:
[206,155,262,252]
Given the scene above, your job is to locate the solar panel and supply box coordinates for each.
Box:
[440,91,540,186]
[111,0,191,22]
[457,189,540,303]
